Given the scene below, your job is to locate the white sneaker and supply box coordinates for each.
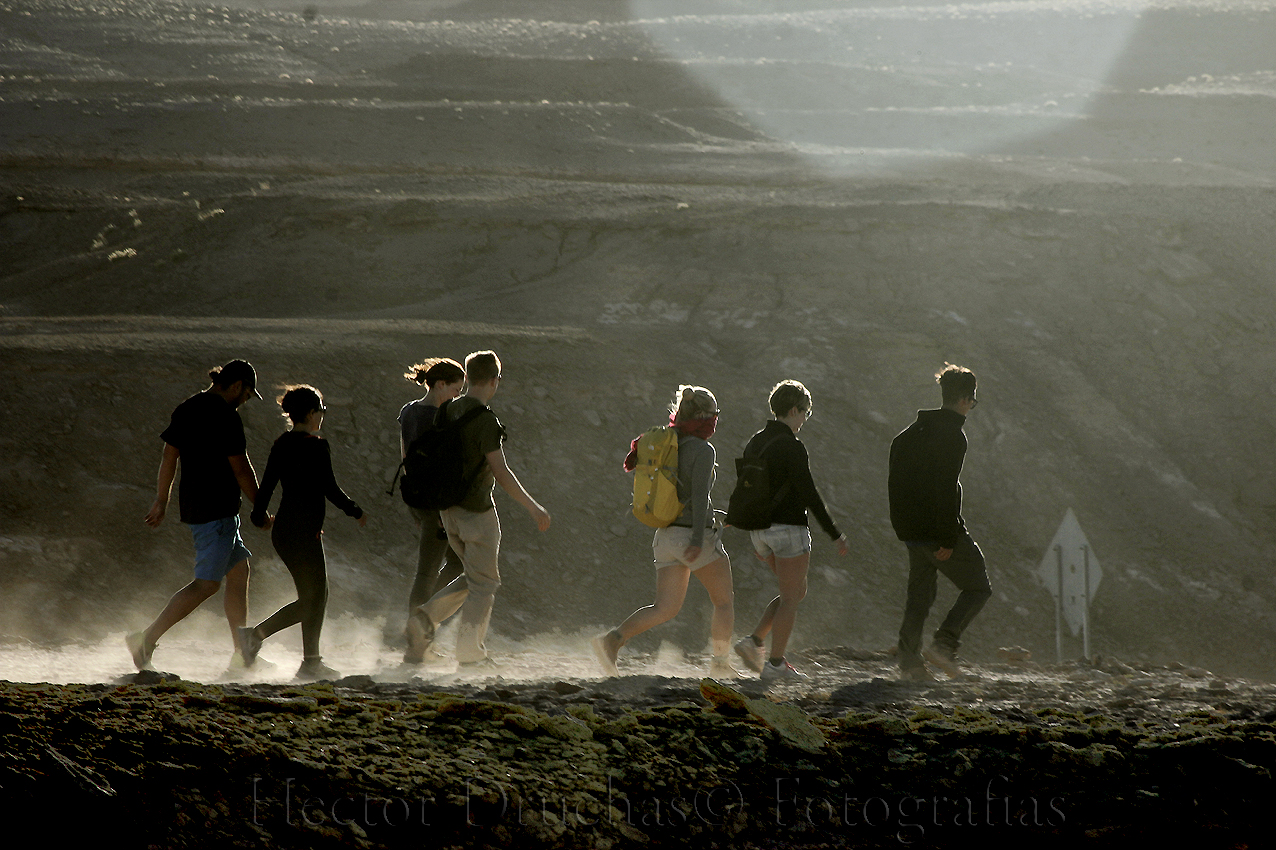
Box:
[761,659,807,683]
[591,630,622,677]
[708,656,738,679]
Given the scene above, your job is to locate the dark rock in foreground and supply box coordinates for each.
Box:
[3,651,1274,848]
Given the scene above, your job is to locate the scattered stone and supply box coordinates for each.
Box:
[997,645,1033,663]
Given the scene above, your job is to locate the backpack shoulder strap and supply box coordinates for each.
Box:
[746,429,789,459]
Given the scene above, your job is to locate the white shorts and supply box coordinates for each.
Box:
[750,524,812,560]
[652,525,728,570]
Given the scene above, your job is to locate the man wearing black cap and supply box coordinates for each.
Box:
[128,359,271,672]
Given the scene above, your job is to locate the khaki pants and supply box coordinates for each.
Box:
[423,506,502,663]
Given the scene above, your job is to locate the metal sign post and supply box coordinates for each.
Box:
[1053,544,1064,662]
[1037,509,1103,662]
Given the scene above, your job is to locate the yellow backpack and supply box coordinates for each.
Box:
[631,426,684,527]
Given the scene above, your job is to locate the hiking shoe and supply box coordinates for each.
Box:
[733,637,765,674]
[404,609,435,664]
[591,629,622,677]
[238,627,263,667]
[708,655,739,679]
[900,665,936,683]
[923,645,962,678]
[296,657,340,681]
[125,631,155,671]
[761,659,807,683]
[457,656,504,675]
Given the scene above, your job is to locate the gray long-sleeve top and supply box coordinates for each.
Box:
[673,434,717,548]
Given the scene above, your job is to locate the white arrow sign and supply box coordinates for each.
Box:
[1037,508,1102,641]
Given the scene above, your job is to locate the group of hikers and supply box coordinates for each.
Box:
[128,352,989,685]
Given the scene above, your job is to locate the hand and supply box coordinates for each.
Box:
[143,499,166,528]
[935,546,953,562]
[530,503,551,532]
[682,545,702,563]
[835,535,849,557]
[356,514,368,528]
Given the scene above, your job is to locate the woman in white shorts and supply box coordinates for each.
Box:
[734,380,849,682]
[593,386,736,678]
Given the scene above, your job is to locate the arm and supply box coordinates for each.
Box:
[684,440,715,557]
[932,432,967,554]
[321,442,366,526]
[143,443,180,528]
[233,453,272,530]
[788,442,846,552]
[487,447,550,531]
[249,448,277,528]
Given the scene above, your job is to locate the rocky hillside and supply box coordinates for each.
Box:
[3,0,1276,679]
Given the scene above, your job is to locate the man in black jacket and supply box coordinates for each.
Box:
[888,364,991,680]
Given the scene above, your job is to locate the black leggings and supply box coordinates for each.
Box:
[256,523,328,659]
[408,507,464,614]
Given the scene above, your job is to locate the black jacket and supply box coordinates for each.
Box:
[743,420,842,540]
[252,431,362,534]
[888,408,967,548]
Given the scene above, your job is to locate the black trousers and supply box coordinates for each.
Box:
[257,523,329,659]
[897,533,992,670]
[408,506,464,614]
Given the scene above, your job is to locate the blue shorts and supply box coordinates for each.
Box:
[750,524,812,560]
[188,516,251,581]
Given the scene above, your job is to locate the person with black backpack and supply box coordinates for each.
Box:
[728,380,848,683]
[397,356,466,661]
[404,350,551,670]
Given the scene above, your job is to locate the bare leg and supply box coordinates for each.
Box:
[142,578,221,648]
[747,554,782,641]
[616,565,692,643]
[692,557,734,658]
[223,560,250,653]
[762,552,808,660]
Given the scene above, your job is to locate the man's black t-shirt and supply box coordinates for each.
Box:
[160,391,247,524]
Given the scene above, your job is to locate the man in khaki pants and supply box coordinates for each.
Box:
[406,350,551,668]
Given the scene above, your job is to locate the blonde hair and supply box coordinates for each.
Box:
[670,385,718,422]
[464,350,502,385]
[404,357,464,387]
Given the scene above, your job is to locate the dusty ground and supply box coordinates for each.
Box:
[5,651,1275,848]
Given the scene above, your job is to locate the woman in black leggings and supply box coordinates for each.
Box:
[242,385,365,680]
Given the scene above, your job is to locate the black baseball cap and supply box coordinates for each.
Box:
[216,359,262,398]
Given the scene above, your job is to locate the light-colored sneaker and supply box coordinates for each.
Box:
[923,645,962,678]
[708,655,739,679]
[457,656,505,676]
[900,665,936,683]
[733,637,765,674]
[125,630,155,671]
[296,657,341,681]
[761,659,807,683]
[237,627,263,667]
[591,629,622,677]
[404,609,435,665]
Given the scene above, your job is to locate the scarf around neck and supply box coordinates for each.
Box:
[621,414,718,472]
[671,412,717,441]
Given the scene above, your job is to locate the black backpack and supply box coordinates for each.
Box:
[724,432,791,530]
[389,400,494,511]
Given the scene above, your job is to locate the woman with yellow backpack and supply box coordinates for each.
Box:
[592,385,736,679]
